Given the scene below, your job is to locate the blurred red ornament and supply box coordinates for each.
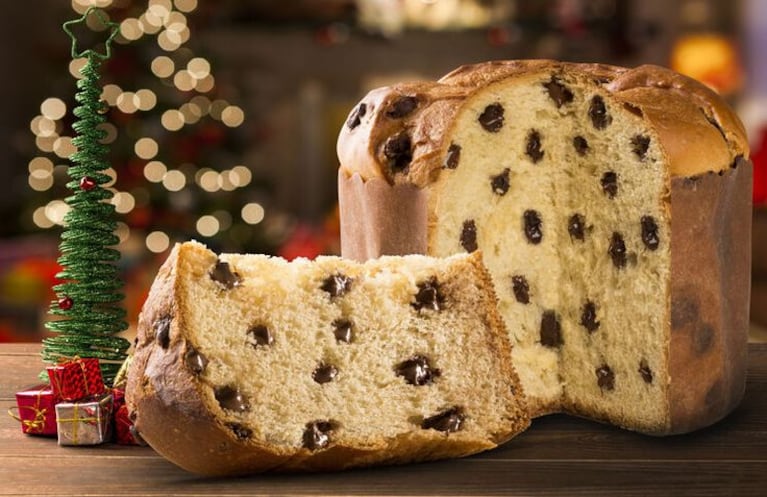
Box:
[753,125,767,205]
[79,176,97,191]
[58,296,73,310]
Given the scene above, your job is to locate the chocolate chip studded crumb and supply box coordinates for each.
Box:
[543,77,574,108]
[396,355,441,386]
[460,219,478,252]
[313,363,339,384]
[383,131,413,173]
[247,324,273,347]
[511,275,530,304]
[303,421,335,450]
[154,315,171,349]
[609,232,627,269]
[209,260,242,290]
[568,213,586,241]
[412,278,444,312]
[321,273,353,298]
[540,310,563,348]
[624,103,643,118]
[478,103,504,132]
[596,365,615,391]
[444,143,461,169]
[386,95,418,118]
[641,216,660,250]
[346,102,366,130]
[573,135,589,156]
[639,360,653,384]
[580,301,600,333]
[631,135,651,160]
[184,346,208,374]
[524,210,543,244]
[491,168,511,195]
[332,319,353,343]
[526,130,544,163]
[421,407,465,433]
[227,423,252,440]
[601,171,618,198]
[214,385,250,412]
[589,95,611,129]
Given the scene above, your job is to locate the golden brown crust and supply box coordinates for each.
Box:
[337,60,749,187]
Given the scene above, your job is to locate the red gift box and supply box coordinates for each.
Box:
[47,357,105,401]
[10,384,59,436]
[111,387,144,446]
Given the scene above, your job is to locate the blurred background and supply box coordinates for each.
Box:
[0,0,765,344]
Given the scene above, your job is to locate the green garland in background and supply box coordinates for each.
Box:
[42,8,130,384]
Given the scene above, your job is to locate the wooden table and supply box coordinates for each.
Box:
[1,343,765,496]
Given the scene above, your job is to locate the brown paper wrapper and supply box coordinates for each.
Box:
[338,170,427,261]
[668,158,752,434]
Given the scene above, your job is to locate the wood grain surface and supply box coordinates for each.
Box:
[1,343,765,497]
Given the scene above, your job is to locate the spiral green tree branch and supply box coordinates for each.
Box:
[42,8,129,384]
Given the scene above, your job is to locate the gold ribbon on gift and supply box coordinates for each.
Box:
[7,387,50,434]
[7,405,48,433]
[57,405,100,445]
[50,355,94,398]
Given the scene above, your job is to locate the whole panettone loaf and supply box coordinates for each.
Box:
[126,241,529,476]
[337,60,752,435]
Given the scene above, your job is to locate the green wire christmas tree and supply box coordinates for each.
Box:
[42,8,130,384]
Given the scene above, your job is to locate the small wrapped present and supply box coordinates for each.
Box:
[55,393,113,446]
[47,356,105,401]
[9,384,59,436]
[114,403,145,445]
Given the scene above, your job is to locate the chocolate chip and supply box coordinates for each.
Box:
[638,359,653,384]
[184,346,208,374]
[421,407,465,433]
[568,213,585,241]
[396,355,441,386]
[580,301,600,333]
[543,77,574,108]
[227,423,252,440]
[386,95,418,118]
[321,273,353,298]
[511,275,530,304]
[632,135,651,160]
[247,324,273,347]
[641,216,660,250]
[383,131,412,173]
[460,219,478,252]
[444,143,461,169]
[209,260,242,290]
[154,315,171,349]
[540,310,563,348]
[596,365,615,391]
[601,171,618,198]
[214,385,250,412]
[303,421,335,450]
[523,210,543,244]
[332,319,353,343]
[526,130,544,163]
[589,95,611,130]
[412,278,444,311]
[478,103,504,132]
[312,363,339,384]
[491,168,510,195]
[573,136,589,156]
[609,232,627,268]
[346,102,366,130]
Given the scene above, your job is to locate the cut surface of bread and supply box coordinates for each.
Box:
[126,241,529,475]
[337,60,752,435]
